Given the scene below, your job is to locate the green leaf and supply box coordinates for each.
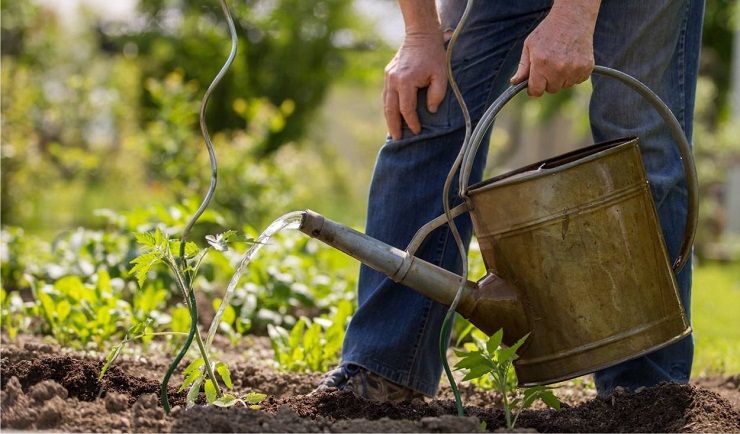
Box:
[96,269,112,294]
[288,318,306,349]
[169,240,200,258]
[183,358,205,376]
[304,322,321,350]
[498,333,530,364]
[453,348,469,357]
[134,232,157,249]
[236,318,252,334]
[36,288,57,327]
[180,368,202,392]
[454,352,493,370]
[522,386,545,408]
[523,385,546,398]
[486,329,504,355]
[127,319,148,337]
[129,251,163,288]
[244,392,267,405]
[186,377,203,408]
[455,322,476,347]
[213,393,238,407]
[154,227,167,248]
[540,390,560,410]
[462,365,491,381]
[204,379,217,404]
[216,362,233,389]
[56,300,71,322]
[99,344,123,381]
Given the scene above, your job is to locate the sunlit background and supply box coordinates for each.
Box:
[1,1,738,377]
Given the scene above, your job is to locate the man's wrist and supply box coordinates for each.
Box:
[550,0,601,28]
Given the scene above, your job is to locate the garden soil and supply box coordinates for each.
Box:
[2,336,739,433]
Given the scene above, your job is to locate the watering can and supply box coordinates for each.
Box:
[298,66,697,386]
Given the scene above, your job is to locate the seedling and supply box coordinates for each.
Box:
[212,391,267,409]
[129,228,232,410]
[454,328,560,429]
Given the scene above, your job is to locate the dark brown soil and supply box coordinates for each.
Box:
[1,336,739,433]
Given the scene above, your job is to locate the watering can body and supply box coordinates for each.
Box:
[299,66,696,386]
[464,137,690,384]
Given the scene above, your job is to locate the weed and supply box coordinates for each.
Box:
[454,328,560,429]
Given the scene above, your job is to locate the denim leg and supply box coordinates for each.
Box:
[590,0,705,395]
[341,0,550,396]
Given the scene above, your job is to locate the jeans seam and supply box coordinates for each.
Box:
[654,0,691,213]
[675,0,689,131]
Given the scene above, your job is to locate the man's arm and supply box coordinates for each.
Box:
[384,0,602,139]
[510,0,601,96]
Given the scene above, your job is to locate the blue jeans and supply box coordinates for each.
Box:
[341,0,705,397]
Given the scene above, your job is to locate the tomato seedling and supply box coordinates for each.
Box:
[454,328,560,429]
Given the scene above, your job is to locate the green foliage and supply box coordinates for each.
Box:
[0,287,34,341]
[692,261,740,376]
[454,329,560,429]
[30,271,133,348]
[225,230,357,331]
[1,1,369,236]
[268,299,353,372]
[692,77,740,257]
[111,0,374,155]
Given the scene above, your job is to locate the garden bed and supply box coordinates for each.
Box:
[2,336,738,433]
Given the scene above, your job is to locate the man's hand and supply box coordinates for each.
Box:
[384,0,447,140]
[384,34,447,140]
[511,1,601,97]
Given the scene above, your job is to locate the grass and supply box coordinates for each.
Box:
[691,260,740,376]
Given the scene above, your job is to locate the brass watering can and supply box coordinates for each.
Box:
[299,66,698,386]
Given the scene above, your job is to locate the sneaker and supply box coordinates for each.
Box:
[313,364,426,402]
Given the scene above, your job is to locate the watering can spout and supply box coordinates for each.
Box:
[298,210,528,342]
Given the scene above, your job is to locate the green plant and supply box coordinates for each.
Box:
[268,299,353,372]
[211,391,267,410]
[0,287,33,340]
[99,319,187,382]
[454,329,560,429]
[29,270,133,348]
[129,227,237,410]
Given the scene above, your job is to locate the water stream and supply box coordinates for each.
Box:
[204,211,305,350]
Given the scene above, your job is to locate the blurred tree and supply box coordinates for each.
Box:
[99,0,370,156]
[701,0,736,120]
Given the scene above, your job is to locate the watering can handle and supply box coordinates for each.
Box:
[456,65,697,274]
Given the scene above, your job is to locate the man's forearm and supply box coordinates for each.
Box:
[398,0,442,36]
[551,0,601,29]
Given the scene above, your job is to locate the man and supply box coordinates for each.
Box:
[318,0,704,401]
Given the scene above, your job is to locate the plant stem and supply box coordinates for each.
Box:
[172,261,222,395]
[500,368,513,429]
